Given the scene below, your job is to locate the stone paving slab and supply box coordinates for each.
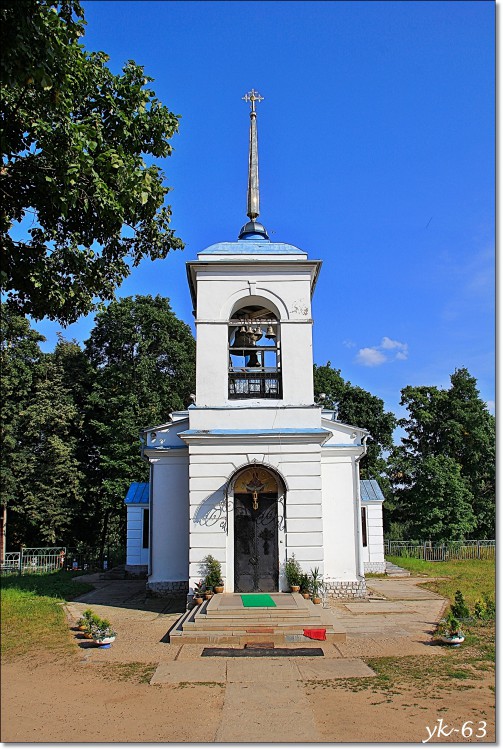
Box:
[366,578,445,600]
[343,602,418,614]
[337,637,440,658]
[150,656,374,684]
[226,657,301,682]
[297,658,376,680]
[215,681,321,742]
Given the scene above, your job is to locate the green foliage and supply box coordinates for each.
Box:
[1,0,183,324]
[201,555,222,590]
[0,305,45,519]
[387,368,495,540]
[81,294,195,555]
[284,554,303,587]
[313,362,396,486]
[2,296,194,554]
[451,590,470,620]
[299,572,310,594]
[473,594,495,621]
[437,611,464,638]
[309,566,323,597]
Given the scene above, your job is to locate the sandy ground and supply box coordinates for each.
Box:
[1,575,495,744]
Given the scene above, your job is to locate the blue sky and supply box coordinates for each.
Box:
[31,0,495,422]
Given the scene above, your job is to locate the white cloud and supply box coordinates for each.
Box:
[380,336,402,350]
[381,337,408,360]
[354,336,409,366]
[343,339,357,349]
[355,347,387,367]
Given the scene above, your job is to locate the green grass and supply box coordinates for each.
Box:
[1,570,94,659]
[305,620,495,699]
[97,662,158,684]
[386,556,495,608]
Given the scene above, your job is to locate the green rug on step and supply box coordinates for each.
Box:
[240,594,277,608]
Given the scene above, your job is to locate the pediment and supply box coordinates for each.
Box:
[143,417,189,449]
[321,415,368,446]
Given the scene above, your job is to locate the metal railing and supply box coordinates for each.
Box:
[1,547,67,575]
[229,371,282,399]
[1,547,125,575]
[384,539,495,561]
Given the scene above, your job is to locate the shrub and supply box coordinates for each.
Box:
[202,555,222,590]
[284,554,303,587]
[451,590,470,620]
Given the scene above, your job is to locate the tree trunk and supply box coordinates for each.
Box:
[0,505,6,563]
[99,509,110,567]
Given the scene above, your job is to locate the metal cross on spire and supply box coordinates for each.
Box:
[242,88,264,113]
[242,89,263,223]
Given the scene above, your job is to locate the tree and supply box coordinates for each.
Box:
[313,362,396,480]
[0,305,45,554]
[82,295,196,556]
[1,0,183,325]
[7,351,84,546]
[392,455,475,542]
[388,368,495,539]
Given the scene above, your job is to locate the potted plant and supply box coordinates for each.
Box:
[193,581,204,605]
[84,612,101,638]
[91,617,117,648]
[299,573,311,599]
[285,554,303,592]
[437,611,465,646]
[77,609,94,633]
[214,578,224,594]
[202,554,222,593]
[309,567,323,604]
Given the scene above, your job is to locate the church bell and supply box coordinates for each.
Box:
[246,351,261,368]
[233,328,250,349]
[265,325,276,340]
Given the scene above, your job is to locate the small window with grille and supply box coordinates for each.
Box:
[361,506,368,548]
[228,305,282,400]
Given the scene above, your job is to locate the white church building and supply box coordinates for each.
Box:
[125,90,385,598]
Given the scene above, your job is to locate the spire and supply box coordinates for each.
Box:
[239,89,269,240]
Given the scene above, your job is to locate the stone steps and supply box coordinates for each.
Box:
[168,592,346,645]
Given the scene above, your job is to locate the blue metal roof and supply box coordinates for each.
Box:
[124,482,149,505]
[179,428,330,436]
[360,479,385,502]
[199,241,307,256]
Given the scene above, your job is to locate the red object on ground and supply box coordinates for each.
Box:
[303,628,326,640]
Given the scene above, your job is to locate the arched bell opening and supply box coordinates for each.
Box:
[228,303,282,400]
[231,465,285,593]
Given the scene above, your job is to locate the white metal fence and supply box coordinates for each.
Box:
[385,539,495,561]
[1,547,66,574]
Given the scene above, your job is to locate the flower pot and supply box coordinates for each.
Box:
[84,632,94,639]
[205,592,213,600]
[78,624,87,631]
[290,585,300,593]
[312,596,322,605]
[194,596,203,605]
[94,636,115,648]
[302,592,311,599]
[440,635,465,646]
[214,586,224,594]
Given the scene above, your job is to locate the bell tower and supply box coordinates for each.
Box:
[143,90,369,598]
[186,90,322,428]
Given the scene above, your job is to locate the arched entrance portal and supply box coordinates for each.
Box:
[233,466,280,592]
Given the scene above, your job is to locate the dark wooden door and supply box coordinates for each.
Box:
[234,492,278,592]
